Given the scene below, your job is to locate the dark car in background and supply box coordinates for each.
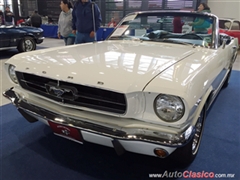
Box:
[0,25,44,52]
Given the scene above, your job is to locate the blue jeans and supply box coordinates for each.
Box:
[75,32,94,44]
[63,37,75,46]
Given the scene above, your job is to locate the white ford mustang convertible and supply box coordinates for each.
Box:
[3,11,238,165]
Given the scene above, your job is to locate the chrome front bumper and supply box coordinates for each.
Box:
[3,88,195,157]
[36,37,45,44]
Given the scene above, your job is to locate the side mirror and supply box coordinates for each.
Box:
[222,38,231,49]
[222,39,227,49]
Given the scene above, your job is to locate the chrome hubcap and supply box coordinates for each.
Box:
[24,40,33,51]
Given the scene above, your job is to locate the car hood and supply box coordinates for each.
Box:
[8,40,195,93]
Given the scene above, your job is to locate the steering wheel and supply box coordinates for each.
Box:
[180,33,203,40]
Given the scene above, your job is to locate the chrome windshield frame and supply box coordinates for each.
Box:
[107,11,219,50]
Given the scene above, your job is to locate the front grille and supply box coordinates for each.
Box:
[16,72,127,114]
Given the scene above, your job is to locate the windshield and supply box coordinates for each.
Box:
[108,12,215,48]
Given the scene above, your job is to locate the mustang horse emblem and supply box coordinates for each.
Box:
[48,86,71,97]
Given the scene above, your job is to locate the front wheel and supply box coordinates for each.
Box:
[18,37,36,52]
[170,105,206,167]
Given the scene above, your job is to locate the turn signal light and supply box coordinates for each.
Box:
[154,148,169,158]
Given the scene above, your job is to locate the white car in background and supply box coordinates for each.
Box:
[219,17,240,45]
[3,11,238,166]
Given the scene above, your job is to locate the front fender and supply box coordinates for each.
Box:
[190,86,213,126]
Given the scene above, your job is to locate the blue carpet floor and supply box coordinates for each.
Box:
[0,71,239,180]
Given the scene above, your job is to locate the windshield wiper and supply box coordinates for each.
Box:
[109,37,204,48]
[148,38,201,48]
[109,35,141,41]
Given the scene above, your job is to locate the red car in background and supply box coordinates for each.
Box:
[219,18,240,44]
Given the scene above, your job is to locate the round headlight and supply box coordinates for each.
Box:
[8,65,18,84]
[154,94,185,122]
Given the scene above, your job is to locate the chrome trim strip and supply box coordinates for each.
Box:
[20,79,46,89]
[0,47,16,51]
[53,133,83,144]
[207,68,230,109]
[213,16,219,49]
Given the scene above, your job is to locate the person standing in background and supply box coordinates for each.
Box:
[0,10,4,25]
[4,6,14,26]
[173,16,184,33]
[192,3,211,13]
[189,3,211,34]
[48,17,54,24]
[30,10,42,28]
[72,0,102,44]
[107,17,117,28]
[58,0,75,45]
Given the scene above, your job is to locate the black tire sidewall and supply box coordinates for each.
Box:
[170,105,206,167]
[18,37,36,52]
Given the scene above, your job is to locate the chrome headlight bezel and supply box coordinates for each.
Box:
[154,94,185,122]
[8,65,18,84]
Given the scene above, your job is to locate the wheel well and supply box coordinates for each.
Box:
[24,35,35,40]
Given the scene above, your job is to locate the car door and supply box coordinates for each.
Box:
[0,26,26,48]
[0,27,10,48]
